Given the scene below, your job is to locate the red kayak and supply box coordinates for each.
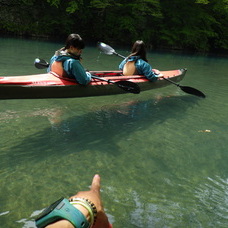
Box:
[0,69,186,99]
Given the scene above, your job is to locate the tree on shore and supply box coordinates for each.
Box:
[0,0,227,52]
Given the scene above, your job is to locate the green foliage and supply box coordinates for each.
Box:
[195,0,210,4]
[159,0,227,51]
[46,0,61,7]
[0,0,227,52]
[89,0,116,8]
[66,1,80,13]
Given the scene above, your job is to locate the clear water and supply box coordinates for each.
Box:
[0,37,228,228]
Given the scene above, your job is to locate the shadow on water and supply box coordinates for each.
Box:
[3,95,201,165]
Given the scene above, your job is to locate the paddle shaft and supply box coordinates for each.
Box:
[113,52,126,59]
[92,75,140,93]
[91,75,116,84]
[162,77,180,86]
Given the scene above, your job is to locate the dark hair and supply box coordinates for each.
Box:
[128,40,148,62]
[64,34,85,50]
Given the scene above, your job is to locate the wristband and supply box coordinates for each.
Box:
[35,198,90,228]
[70,201,94,226]
[69,198,97,225]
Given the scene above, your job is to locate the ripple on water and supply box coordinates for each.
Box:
[195,176,228,226]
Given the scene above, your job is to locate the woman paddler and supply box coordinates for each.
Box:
[119,40,163,81]
[47,33,92,85]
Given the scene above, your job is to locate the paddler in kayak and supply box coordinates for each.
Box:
[119,40,163,81]
[47,33,92,85]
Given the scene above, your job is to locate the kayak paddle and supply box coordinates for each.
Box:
[34,58,49,69]
[34,58,140,94]
[97,42,126,58]
[163,77,206,98]
[97,42,206,98]
[91,75,140,94]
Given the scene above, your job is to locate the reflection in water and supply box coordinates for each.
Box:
[0,95,203,227]
[1,95,200,164]
[0,108,63,125]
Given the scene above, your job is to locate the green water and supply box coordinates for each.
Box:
[0,37,228,228]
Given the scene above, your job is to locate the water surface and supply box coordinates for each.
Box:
[0,37,228,227]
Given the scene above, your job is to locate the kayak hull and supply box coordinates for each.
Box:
[0,69,186,99]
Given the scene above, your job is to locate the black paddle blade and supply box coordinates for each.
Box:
[115,81,140,94]
[34,58,49,69]
[180,85,206,98]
